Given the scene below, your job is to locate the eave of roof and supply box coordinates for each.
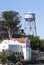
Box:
[11,38,26,43]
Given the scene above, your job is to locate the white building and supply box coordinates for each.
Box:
[0,37,31,60]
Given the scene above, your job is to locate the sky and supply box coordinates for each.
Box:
[0,0,44,39]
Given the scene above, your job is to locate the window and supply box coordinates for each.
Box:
[3,46,5,47]
[15,52,16,54]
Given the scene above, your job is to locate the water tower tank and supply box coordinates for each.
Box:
[24,12,35,22]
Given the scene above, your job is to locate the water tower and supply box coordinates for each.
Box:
[24,12,37,36]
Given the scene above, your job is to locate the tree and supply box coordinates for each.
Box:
[0,50,14,63]
[0,50,21,63]
[0,11,21,39]
[28,35,40,50]
[39,40,44,51]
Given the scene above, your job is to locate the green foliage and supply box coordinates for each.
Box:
[14,55,20,61]
[0,50,21,63]
[28,35,40,50]
[32,50,40,53]
[37,56,44,60]
[28,35,44,51]
[0,10,21,39]
[39,40,44,51]
[0,35,3,43]
[2,11,20,28]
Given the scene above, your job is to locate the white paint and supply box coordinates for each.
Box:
[24,12,35,21]
[26,47,31,60]
[0,38,31,61]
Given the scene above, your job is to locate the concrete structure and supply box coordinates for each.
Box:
[0,38,31,60]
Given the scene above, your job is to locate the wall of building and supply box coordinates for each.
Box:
[26,47,31,60]
[0,43,8,52]
[0,38,32,61]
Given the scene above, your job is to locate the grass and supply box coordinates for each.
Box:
[32,50,40,53]
[37,56,44,60]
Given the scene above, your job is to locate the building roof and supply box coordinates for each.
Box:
[11,38,26,43]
